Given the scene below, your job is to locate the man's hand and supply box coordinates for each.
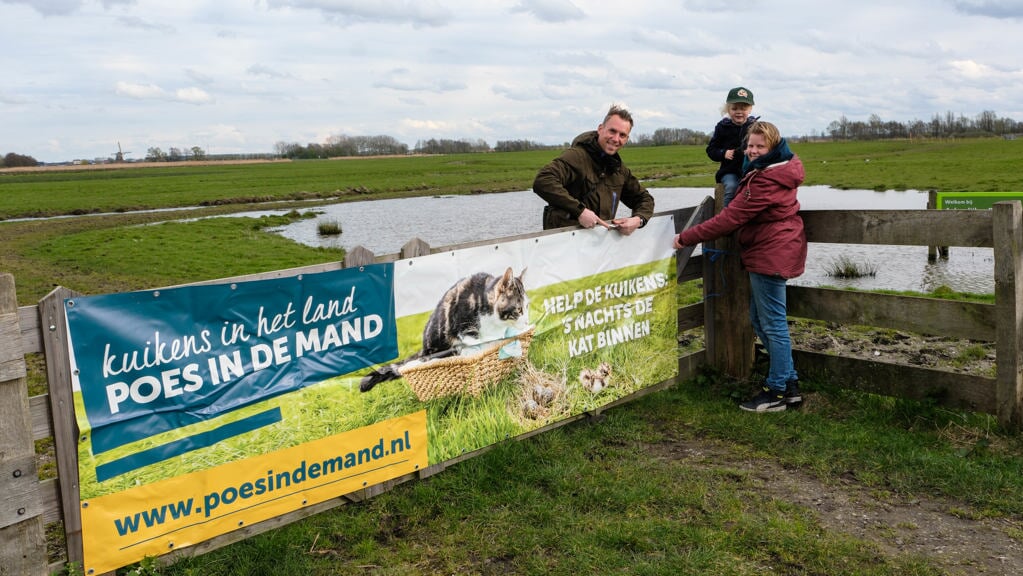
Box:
[611,216,643,236]
[578,208,606,229]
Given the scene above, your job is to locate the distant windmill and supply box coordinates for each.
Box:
[113,142,132,163]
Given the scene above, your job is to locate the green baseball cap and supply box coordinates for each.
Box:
[726,87,754,105]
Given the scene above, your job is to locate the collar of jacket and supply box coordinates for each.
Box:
[742,137,794,174]
[574,130,623,174]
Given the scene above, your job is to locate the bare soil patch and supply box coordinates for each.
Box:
[646,435,1023,575]
[672,323,1018,573]
[791,321,996,378]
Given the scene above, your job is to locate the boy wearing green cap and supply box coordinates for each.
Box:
[706,87,758,207]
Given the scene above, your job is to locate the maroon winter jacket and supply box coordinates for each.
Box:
[680,155,807,278]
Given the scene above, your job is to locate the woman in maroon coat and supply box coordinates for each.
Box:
[674,121,806,412]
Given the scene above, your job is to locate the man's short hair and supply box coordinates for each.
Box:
[603,104,633,128]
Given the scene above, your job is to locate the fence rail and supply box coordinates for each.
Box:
[4,195,1022,574]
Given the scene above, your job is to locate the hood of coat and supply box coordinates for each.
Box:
[749,153,805,191]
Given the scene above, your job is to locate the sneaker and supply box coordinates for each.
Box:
[740,387,786,412]
[784,379,803,406]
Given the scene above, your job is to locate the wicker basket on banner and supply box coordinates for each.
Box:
[400,327,535,401]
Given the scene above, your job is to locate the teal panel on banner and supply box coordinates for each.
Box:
[66,264,397,456]
[94,407,283,481]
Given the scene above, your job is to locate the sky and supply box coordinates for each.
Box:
[2,0,1022,163]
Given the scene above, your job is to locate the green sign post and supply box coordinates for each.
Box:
[935,192,1023,210]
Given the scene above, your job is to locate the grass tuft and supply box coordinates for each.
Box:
[316,219,342,235]
[824,254,878,278]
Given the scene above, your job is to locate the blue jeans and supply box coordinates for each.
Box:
[721,173,740,207]
[748,272,798,392]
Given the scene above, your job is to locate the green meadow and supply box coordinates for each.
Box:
[3,137,1023,307]
[5,137,1023,575]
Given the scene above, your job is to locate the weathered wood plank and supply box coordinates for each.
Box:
[183,260,346,287]
[0,311,28,382]
[993,202,1023,429]
[787,286,996,341]
[343,246,375,267]
[400,238,431,259]
[678,302,704,332]
[38,286,84,567]
[703,198,753,379]
[801,210,993,247]
[19,305,43,355]
[0,273,48,575]
[30,394,54,442]
[793,349,997,414]
[0,453,42,529]
[678,253,703,283]
[673,204,701,281]
[39,478,62,525]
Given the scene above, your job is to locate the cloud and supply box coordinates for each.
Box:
[0,91,29,105]
[950,0,1023,19]
[115,82,212,104]
[510,0,585,23]
[247,64,294,79]
[115,81,166,99]
[632,29,724,57]
[950,59,995,79]
[400,118,456,132]
[681,0,763,12]
[117,15,175,33]
[185,68,215,85]
[622,68,682,91]
[374,68,465,93]
[492,83,537,102]
[267,0,453,27]
[2,0,83,15]
[2,0,134,16]
[175,87,213,104]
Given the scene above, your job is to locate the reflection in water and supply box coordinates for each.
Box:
[803,244,993,294]
[262,186,993,294]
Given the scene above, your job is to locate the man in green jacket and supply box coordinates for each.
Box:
[533,104,655,235]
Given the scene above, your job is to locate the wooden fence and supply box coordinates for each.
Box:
[3,196,1022,574]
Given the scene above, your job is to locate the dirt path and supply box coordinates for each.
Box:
[648,436,1023,575]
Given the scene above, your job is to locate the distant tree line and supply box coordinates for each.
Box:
[1,152,40,167]
[631,127,709,146]
[144,146,208,162]
[275,135,409,159]
[413,138,491,154]
[826,110,1022,140]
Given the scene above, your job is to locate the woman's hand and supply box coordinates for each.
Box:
[672,234,686,250]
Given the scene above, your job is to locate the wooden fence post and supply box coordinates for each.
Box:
[704,184,754,379]
[343,246,376,268]
[400,238,431,259]
[0,273,48,575]
[993,201,1023,429]
[39,286,87,570]
[927,191,949,260]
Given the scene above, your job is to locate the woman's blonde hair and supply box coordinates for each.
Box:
[748,120,781,150]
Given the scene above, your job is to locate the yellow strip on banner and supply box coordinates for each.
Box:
[81,411,428,574]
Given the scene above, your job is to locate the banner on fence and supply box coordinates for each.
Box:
[64,216,678,574]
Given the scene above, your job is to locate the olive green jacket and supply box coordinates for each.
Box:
[532,131,655,230]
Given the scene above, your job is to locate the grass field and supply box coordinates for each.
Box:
[4,138,1023,307]
[5,138,1023,575]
